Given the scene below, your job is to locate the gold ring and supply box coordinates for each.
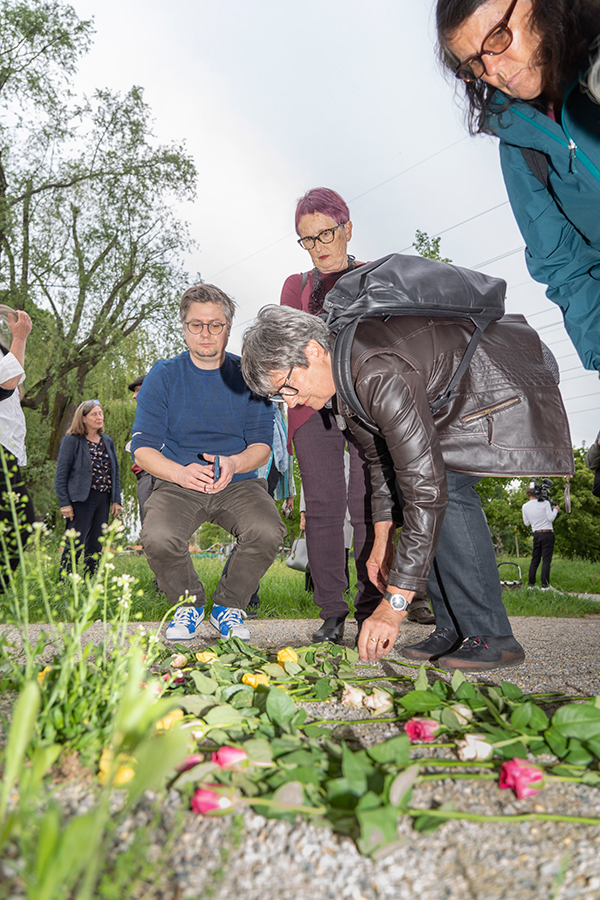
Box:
[369,637,378,643]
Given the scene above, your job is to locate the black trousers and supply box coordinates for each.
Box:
[61,489,110,575]
[0,446,35,581]
[529,531,555,588]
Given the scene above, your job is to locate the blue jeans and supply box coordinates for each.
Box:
[425,471,513,639]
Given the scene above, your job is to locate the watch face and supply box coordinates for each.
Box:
[387,593,408,611]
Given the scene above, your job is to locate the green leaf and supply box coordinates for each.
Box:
[356,804,399,856]
[190,671,218,694]
[440,708,461,731]
[552,704,600,741]
[413,804,454,833]
[528,704,549,734]
[314,678,334,700]
[284,661,303,676]
[510,702,532,732]
[344,646,359,665]
[341,743,368,796]
[544,726,568,758]
[204,704,245,726]
[398,690,442,714]
[178,695,212,717]
[453,682,477,701]
[271,781,305,808]
[414,665,429,691]
[242,738,273,763]
[262,663,288,679]
[451,669,466,693]
[564,738,594,767]
[389,764,420,807]
[266,687,296,725]
[303,724,331,738]
[501,681,523,701]
[367,735,410,766]
[0,680,40,819]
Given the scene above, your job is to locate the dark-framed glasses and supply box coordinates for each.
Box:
[297,222,346,251]
[267,367,298,402]
[455,0,518,83]
[184,320,227,335]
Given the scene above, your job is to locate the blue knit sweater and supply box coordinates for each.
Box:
[131,352,274,482]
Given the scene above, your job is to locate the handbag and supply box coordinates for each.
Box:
[286,531,309,571]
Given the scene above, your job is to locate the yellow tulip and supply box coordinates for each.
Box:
[241,672,270,690]
[98,747,137,785]
[277,647,299,665]
[155,708,184,732]
[196,651,218,664]
[37,666,52,686]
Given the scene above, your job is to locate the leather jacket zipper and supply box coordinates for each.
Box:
[460,396,521,423]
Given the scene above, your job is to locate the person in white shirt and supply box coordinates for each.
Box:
[522,486,559,590]
[0,306,35,584]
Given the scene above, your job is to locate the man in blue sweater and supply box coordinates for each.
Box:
[131,284,286,642]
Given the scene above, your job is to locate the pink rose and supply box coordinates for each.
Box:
[499,758,544,799]
[171,653,188,669]
[404,717,440,742]
[211,746,249,769]
[455,733,493,762]
[191,786,233,814]
[176,754,205,773]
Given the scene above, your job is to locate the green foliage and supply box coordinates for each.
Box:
[476,449,600,561]
[412,229,451,263]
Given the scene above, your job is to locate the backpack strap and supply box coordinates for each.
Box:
[520,147,549,188]
[333,319,487,426]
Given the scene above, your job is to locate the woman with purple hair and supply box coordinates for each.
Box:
[280,188,433,643]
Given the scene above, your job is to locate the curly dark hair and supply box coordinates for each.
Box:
[436,0,600,133]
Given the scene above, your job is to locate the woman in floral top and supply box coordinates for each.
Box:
[55,399,121,573]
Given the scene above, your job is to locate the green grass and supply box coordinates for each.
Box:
[6,544,599,623]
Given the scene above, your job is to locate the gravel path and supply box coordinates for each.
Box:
[3,614,600,900]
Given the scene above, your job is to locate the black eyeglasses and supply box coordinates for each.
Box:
[184,320,228,335]
[297,223,346,251]
[267,367,298,402]
[455,0,518,83]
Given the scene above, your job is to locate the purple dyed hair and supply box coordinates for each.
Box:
[294,188,350,234]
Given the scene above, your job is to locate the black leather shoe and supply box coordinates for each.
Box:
[246,597,260,620]
[401,628,461,660]
[437,635,525,671]
[406,607,436,625]
[312,616,346,644]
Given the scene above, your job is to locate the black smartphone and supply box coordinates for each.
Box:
[198,453,220,482]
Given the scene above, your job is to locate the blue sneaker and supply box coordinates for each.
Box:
[165,605,204,641]
[209,605,250,641]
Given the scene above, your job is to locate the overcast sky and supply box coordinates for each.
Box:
[72,0,600,447]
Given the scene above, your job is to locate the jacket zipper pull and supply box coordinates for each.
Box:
[568,140,578,174]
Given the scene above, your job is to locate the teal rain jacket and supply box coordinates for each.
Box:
[487,81,600,373]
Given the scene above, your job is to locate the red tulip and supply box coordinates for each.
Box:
[499,758,544,799]
[404,717,440,742]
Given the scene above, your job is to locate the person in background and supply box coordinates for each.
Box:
[127,375,155,525]
[436,0,600,374]
[586,429,600,471]
[55,400,121,574]
[131,283,285,643]
[280,187,382,645]
[0,307,35,583]
[522,484,560,589]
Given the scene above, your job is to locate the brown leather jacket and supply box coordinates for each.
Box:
[335,313,574,594]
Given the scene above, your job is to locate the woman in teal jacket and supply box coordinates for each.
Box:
[436,0,600,373]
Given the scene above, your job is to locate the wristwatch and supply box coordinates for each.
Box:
[384,590,410,612]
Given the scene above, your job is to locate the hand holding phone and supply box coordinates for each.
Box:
[198,453,220,482]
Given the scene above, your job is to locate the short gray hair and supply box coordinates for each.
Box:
[179,283,237,324]
[241,305,332,396]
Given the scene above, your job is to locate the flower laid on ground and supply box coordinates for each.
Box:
[211,746,249,769]
[363,688,394,716]
[155,709,184,732]
[242,672,269,689]
[451,704,474,726]
[499,758,544,799]
[404,717,440,742]
[176,754,204,773]
[171,653,188,668]
[191,785,235,814]
[98,748,137,786]
[341,684,368,708]
[196,650,218,664]
[171,669,186,684]
[37,666,52,686]
[277,647,299,665]
[455,733,494,762]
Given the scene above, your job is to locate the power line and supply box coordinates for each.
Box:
[566,405,600,415]
[471,246,524,269]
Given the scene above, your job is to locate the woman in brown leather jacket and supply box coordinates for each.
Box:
[241,303,573,672]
